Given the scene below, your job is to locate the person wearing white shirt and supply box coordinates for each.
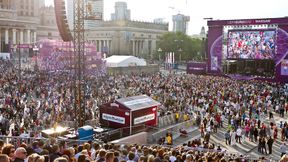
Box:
[280,142,287,158]
[236,127,242,144]
[169,150,177,162]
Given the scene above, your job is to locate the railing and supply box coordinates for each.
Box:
[148,117,197,144]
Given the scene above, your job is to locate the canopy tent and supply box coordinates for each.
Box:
[105,55,147,67]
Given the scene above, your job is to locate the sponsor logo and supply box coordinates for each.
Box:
[228,20,252,25]
[255,19,271,23]
[134,114,155,125]
[102,113,125,124]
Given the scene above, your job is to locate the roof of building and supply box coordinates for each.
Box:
[105,55,133,63]
[105,55,147,67]
[116,95,160,111]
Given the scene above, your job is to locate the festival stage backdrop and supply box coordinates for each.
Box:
[37,39,106,76]
[207,17,288,83]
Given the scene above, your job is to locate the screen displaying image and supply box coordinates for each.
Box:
[227,30,276,59]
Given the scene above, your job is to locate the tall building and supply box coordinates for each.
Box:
[200,26,206,38]
[85,0,104,29]
[111,2,130,21]
[172,14,190,34]
[0,0,59,53]
[66,0,74,31]
[153,18,166,24]
[86,20,168,57]
[0,0,39,52]
[16,0,40,17]
[66,0,104,30]
[38,6,60,40]
[191,26,207,39]
[39,0,46,8]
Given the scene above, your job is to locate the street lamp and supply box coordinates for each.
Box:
[33,45,39,71]
[174,39,183,63]
[178,48,183,63]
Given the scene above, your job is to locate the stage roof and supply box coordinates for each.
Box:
[207,17,288,26]
[116,95,160,111]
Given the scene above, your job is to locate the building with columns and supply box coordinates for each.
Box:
[0,0,60,53]
[86,20,168,58]
[0,0,39,52]
[38,6,60,40]
[84,1,168,58]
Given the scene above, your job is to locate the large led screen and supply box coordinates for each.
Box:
[227,30,276,59]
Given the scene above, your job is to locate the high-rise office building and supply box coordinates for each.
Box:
[111,2,130,21]
[39,0,45,8]
[66,0,104,30]
[172,14,190,34]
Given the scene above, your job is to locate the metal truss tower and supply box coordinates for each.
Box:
[73,0,86,127]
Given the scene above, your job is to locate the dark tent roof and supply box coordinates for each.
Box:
[116,95,160,111]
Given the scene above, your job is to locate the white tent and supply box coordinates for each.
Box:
[105,55,147,67]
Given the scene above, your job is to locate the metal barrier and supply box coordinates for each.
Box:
[0,134,263,161]
[148,117,196,144]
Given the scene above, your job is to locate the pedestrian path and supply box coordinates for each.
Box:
[209,117,284,161]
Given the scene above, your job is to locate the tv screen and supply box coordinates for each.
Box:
[227,30,276,59]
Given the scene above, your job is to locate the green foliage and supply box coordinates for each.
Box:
[156,32,204,62]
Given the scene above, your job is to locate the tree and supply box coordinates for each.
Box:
[156,32,203,62]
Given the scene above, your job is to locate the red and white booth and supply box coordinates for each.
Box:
[99,95,160,133]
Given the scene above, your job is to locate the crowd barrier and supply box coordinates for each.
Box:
[149,117,196,144]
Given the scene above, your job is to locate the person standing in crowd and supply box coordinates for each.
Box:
[49,145,60,162]
[254,127,259,142]
[166,132,172,145]
[0,154,10,162]
[1,144,15,161]
[280,142,287,158]
[267,136,274,154]
[236,127,242,144]
[231,130,236,146]
[13,147,27,162]
[225,130,231,145]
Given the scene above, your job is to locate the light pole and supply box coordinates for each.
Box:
[174,39,183,63]
[17,42,21,80]
[33,45,39,71]
[178,48,183,63]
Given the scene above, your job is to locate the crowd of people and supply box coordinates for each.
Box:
[227,30,275,59]
[2,137,288,162]
[0,58,288,161]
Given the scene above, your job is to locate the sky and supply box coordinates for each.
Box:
[45,0,288,35]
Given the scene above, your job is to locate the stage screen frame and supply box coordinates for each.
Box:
[226,29,277,60]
